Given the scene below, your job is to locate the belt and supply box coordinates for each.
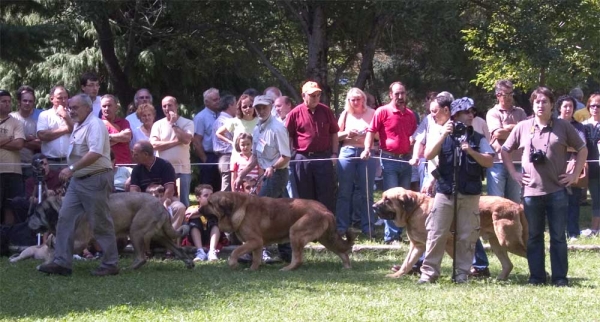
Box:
[76,168,111,180]
[47,157,67,162]
[381,150,409,159]
[299,151,329,157]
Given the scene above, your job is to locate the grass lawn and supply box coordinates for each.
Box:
[1,247,599,322]
[2,187,598,321]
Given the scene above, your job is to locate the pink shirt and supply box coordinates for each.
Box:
[367,103,417,154]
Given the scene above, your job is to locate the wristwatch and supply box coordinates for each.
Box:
[69,165,75,171]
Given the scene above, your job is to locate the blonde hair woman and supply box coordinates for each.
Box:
[335,87,377,237]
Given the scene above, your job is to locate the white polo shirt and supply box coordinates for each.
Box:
[37,107,70,159]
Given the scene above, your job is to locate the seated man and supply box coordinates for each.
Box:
[184,184,220,262]
[129,140,185,230]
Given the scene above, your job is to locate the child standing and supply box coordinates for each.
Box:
[185,184,220,262]
[231,133,263,192]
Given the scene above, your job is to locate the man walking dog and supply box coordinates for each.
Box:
[37,94,119,276]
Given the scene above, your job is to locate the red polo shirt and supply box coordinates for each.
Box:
[368,103,416,154]
[103,117,132,164]
[285,103,339,153]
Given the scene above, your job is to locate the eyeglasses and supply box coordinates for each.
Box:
[496,92,513,97]
[589,104,600,109]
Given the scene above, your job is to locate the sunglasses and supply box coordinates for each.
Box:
[589,104,600,109]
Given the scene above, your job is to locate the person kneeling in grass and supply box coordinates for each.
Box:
[185,184,220,262]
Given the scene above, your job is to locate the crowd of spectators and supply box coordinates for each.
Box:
[1,72,598,284]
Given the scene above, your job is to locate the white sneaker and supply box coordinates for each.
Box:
[375,219,385,226]
[581,229,596,237]
[193,248,208,262]
[208,250,219,261]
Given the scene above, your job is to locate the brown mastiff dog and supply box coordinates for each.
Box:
[373,187,528,280]
[28,192,193,269]
[200,191,354,271]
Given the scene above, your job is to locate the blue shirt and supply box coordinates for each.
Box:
[193,107,219,153]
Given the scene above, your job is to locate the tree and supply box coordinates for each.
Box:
[463,0,600,92]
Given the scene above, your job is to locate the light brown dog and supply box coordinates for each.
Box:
[28,192,193,269]
[374,187,527,280]
[200,191,354,271]
[9,234,55,263]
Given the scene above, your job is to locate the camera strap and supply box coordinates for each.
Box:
[529,120,552,155]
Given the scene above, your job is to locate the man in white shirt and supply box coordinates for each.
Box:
[150,96,194,207]
[37,85,73,169]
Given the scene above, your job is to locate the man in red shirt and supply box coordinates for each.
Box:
[285,81,339,212]
[361,81,417,243]
[101,95,132,165]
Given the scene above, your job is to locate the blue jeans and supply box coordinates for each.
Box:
[380,153,411,241]
[487,163,522,203]
[285,167,299,198]
[523,189,569,283]
[567,187,582,238]
[472,239,489,269]
[177,173,192,208]
[335,146,377,235]
[259,168,291,260]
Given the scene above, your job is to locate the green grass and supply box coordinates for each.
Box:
[1,249,599,321]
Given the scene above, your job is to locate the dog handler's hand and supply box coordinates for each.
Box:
[59,167,73,182]
[264,166,275,178]
[233,177,244,191]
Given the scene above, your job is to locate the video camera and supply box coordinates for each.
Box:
[32,157,45,176]
[451,121,468,139]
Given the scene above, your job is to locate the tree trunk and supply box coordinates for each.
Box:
[93,15,135,111]
[304,4,330,106]
[539,66,546,86]
[355,13,390,90]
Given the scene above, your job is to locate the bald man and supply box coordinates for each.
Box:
[149,96,194,208]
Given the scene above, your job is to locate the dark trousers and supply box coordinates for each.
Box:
[259,168,291,261]
[292,153,336,213]
[198,152,221,192]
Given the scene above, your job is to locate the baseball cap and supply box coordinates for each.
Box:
[451,97,475,117]
[301,81,322,95]
[253,95,274,107]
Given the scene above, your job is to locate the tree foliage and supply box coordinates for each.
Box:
[1,0,598,118]
[463,0,600,92]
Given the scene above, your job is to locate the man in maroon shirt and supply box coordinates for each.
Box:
[101,95,132,165]
[285,81,339,212]
[361,81,417,243]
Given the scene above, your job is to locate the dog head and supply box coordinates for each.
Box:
[373,187,421,227]
[199,191,252,232]
[28,196,62,233]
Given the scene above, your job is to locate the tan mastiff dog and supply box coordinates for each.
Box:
[9,234,55,263]
[200,191,354,271]
[27,192,193,269]
[373,187,527,280]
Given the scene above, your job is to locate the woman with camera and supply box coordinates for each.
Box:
[335,88,377,237]
[501,87,587,287]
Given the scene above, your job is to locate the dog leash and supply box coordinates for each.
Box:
[250,173,266,195]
